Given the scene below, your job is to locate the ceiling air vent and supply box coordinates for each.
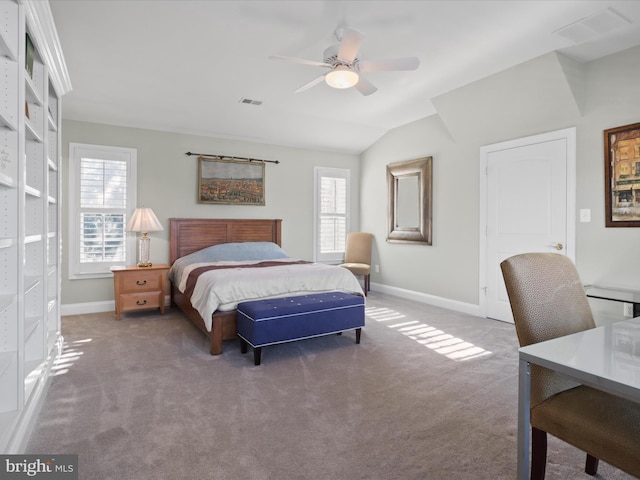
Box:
[239,98,263,106]
[554,8,631,45]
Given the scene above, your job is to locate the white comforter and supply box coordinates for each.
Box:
[177,259,364,331]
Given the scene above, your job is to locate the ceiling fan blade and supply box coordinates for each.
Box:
[294,74,327,93]
[353,75,377,96]
[337,28,364,63]
[358,57,420,72]
[269,55,329,68]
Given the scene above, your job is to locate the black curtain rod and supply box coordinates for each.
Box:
[185,152,280,164]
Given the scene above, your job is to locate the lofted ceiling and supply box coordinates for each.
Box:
[49,0,640,155]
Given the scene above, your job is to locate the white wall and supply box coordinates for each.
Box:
[61,121,360,306]
[61,44,640,319]
[576,45,640,288]
[361,46,640,318]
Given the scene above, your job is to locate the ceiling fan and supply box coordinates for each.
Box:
[269,27,420,96]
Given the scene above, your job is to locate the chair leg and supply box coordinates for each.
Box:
[531,427,547,480]
[585,454,599,476]
[364,274,370,294]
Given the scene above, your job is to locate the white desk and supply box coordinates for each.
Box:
[584,285,640,317]
[517,317,640,479]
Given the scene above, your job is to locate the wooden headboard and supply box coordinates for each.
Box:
[169,218,282,264]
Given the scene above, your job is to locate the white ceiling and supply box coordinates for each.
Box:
[49,0,640,155]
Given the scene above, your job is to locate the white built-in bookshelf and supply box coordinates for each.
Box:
[0,0,70,452]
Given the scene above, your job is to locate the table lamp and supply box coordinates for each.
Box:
[126,207,164,267]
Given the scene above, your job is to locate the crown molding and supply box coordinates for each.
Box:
[21,0,72,95]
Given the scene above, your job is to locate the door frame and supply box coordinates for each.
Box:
[478,127,577,319]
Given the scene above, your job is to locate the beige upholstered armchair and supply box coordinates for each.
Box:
[339,232,373,296]
[500,252,640,480]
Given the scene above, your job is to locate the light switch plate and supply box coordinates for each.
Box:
[579,209,591,222]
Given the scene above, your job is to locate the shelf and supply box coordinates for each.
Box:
[24,234,42,244]
[0,237,16,249]
[47,195,56,204]
[0,109,17,131]
[24,75,43,106]
[23,275,41,294]
[24,316,40,341]
[47,158,57,171]
[0,28,17,62]
[0,294,17,313]
[25,119,43,143]
[47,113,57,132]
[0,171,16,188]
[0,351,15,378]
[24,184,41,198]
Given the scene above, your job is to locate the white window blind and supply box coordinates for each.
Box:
[69,144,137,278]
[314,167,350,263]
[319,176,347,253]
[79,159,127,263]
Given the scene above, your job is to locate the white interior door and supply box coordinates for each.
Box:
[480,128,576,322]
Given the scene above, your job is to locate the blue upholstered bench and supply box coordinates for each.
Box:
[237,292,365,365]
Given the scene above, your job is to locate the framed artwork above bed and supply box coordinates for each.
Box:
[198,156,265,205]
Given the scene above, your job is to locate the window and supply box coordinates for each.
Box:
[68,143,137,279]
[314,167,350,263]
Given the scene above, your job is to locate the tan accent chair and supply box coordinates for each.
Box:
[339,232,373,296]
[500,252,640,480]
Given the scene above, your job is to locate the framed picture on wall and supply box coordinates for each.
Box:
[604,122,640,227]
[198,156,265,205]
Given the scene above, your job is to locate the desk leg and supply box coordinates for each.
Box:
[518,358,531,480]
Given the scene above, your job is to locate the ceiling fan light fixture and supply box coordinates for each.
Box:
[325,65,359,89]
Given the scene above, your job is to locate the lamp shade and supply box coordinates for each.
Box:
[126,207,164,233]
[325,65,359,89]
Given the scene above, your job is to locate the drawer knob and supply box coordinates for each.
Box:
[136,300,147,306]
[136,280,147,286]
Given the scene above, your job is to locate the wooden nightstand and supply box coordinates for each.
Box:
[111,264,170,320]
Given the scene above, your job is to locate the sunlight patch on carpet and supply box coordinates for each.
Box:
[366,307,491,361]
[52,338,91,376]
[365,306,406,323]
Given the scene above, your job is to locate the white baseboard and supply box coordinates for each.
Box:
[61,296,171,316]
[61,300,115,316]
[61,289,480,319]
[370,282,482,317]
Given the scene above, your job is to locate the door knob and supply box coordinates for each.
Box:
[548,243,563,251]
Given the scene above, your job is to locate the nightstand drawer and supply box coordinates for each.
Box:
[121,271,162,292]
[120,292,162,311]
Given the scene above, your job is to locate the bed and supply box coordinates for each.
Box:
[169,218,364,355]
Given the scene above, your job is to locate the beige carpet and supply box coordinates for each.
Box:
[26,292,635,480]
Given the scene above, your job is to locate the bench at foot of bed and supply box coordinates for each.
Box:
[236,292,365,365]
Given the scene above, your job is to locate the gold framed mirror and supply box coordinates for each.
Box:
[386,156,432,245]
